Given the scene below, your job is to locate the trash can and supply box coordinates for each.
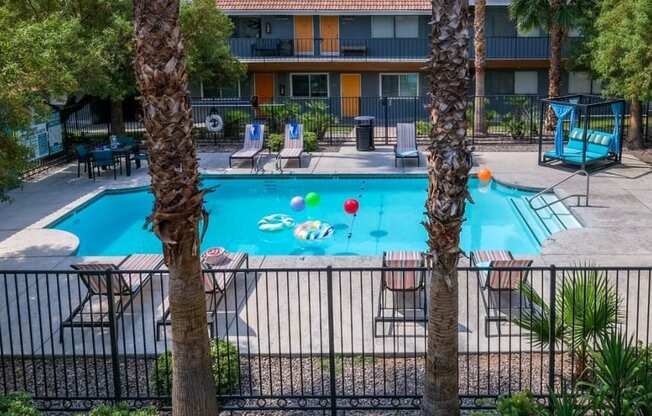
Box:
[355,116,375,151]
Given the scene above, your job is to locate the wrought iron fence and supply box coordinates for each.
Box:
[0,265,651,412]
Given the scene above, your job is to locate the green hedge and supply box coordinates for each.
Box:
[153,339,240,396]
[84,404,158,416]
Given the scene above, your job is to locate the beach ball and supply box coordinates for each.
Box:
[344,199,359,215]
[478,168,493,182]
[290,196,305,211]
[305,192,321,207]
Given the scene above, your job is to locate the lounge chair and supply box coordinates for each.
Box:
[277,123,304,167]
[394,123,420,167]
[229,123,265,168]
[374,251,426,337]
[156,250,249,341]
[61,254,164,342]
[470,250,532,335]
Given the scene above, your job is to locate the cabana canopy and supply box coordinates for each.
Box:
[538,95,625,171]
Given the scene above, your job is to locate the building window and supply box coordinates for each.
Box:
[372,16,394,38]
[291,74,328,97]
[568,71,592,94]
[372,16,419,38]
[395,16,419,38]
[195,80,241,99]
[514,71,538,94]
[380,73,418,97]
[487,71,514,95]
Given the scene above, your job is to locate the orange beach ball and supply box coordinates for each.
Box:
[478,168,492,182]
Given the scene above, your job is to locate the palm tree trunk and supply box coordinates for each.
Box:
[133,1,218,415]
[422,0,472,415]
[545,0,562,132]
[109,99,125,135]
[627,99,643,150]
[473,0,487,136]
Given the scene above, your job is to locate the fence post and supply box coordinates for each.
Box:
[326,266,337,416]
[382,97,389,145]
[105,269,122,403]
[548,264,557,411]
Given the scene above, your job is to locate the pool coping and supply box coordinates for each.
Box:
[43,172,578,257]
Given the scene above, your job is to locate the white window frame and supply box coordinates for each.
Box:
[516,26,543,37]
[395,15,419,38]
[514,71,539,95]
[290,73,330,98]
[199,79,241,99]
[568,71,592,94]
[379,73,419,98]
[371,16,394,38]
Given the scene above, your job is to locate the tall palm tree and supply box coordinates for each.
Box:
[421,0,472,414]
[133,1,218,415]
[510,0,575,130]
[473,0,487,136]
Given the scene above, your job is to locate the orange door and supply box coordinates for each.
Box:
[294,16,314,55]
[320,16,339,55]
[340,74,361,118]
[254,73,274,104]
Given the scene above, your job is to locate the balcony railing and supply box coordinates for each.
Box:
[229,36,583,61]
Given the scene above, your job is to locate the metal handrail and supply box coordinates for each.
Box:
[528,169,590,211]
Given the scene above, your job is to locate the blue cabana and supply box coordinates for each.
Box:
[538,95,625,171]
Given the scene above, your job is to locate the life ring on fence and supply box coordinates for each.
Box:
[205,114,224,133]
[293,220,334,241]
[258,214,295,232]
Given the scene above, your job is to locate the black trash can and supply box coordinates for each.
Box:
[355,116,375,151]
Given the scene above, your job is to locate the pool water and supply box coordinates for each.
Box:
[52,176,578,256]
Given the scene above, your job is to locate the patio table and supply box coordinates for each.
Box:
[86,144,140,178]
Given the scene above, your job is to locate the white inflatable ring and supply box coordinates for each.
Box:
[294,220,334,241]
[258,214,295,232]
[205,114,224,133]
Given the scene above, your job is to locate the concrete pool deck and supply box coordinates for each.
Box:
[0,148,651,356]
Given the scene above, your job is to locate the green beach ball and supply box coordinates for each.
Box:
[305,192,321,207]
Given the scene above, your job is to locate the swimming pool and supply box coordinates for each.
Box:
[51,175,580,256]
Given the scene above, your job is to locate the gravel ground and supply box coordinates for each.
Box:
[2,352,574,414]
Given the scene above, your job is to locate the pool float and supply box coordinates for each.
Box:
[294,220,334,241]
[258,214,295,232]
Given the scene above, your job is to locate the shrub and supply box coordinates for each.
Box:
[223,110,251,138]
[260,102,301,133]
[416,120,431,136]
[153,339,240,396]
[496,392,546,415]
[267,133,284,152]
[304,131,318,152]
[299,101,333,140]
[0,392,39,416]
[85,404,158,416]
[502,113,527,140]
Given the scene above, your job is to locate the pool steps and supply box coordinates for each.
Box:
[510,194,582,245]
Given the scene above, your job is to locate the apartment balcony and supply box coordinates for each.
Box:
[229,36,582,62]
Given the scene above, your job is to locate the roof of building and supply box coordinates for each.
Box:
[215,0,432,14]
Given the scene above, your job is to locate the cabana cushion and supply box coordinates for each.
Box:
[545,128,613,163]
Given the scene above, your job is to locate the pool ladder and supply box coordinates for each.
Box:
[527,169,590,212]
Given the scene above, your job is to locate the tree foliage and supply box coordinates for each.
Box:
[590,0,652,102]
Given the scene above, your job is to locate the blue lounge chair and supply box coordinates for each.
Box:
[544,128,613,165]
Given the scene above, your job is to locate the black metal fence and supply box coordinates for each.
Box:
[1,265,651,412]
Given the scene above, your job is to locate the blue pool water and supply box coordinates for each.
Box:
[52,176,565,256]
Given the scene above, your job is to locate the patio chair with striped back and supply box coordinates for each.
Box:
[278,123,305,167]
[394,123,420,167]
[62,254,164,342]
[156,248,249,341]
[229,123,265,168]
[374,251,426,337]
[470,250,533,336]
